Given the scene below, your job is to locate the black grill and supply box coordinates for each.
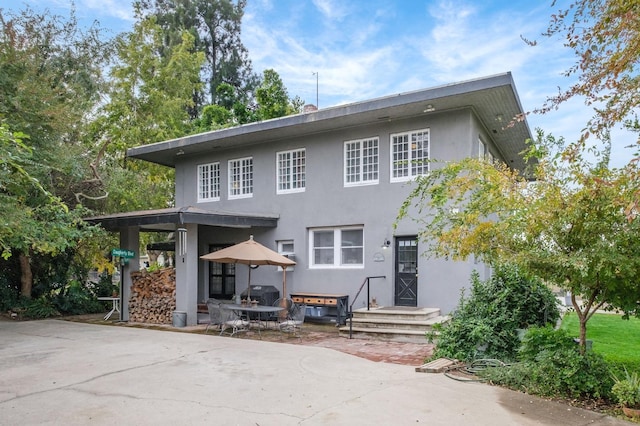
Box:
[240,285,280,306]
[240,285,280,320]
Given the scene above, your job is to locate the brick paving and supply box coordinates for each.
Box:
[61,314,435,366]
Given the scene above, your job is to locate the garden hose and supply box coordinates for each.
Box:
[443,358,508,382]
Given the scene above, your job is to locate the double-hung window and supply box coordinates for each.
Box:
[197,162,220,202]
[277,148,305,194]
[344,137,379,186]
[228,157,253,199]
[309,227,364,268]
[390,129,430,182]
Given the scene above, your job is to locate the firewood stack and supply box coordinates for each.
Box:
[129,268,176,324]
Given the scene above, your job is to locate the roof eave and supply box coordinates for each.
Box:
[127,72,532,171]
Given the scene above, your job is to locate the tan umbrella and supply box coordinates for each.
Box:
[200,235,296,300]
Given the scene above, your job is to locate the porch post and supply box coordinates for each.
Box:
[119,226,140,321]
[175,223,199,326]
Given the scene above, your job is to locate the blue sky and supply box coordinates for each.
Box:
[2,0,636,166]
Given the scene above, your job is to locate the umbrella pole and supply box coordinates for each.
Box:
[282,270,287,300]
[247,266,251,300]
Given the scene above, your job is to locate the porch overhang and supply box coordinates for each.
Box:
[84,206,279,232]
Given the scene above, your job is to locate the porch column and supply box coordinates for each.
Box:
[175,223,198,326]
[119,226,140,321]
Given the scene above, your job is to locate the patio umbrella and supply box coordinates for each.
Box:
[200,235,296,300]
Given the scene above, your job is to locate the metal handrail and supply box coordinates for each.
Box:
[348,276,385,339]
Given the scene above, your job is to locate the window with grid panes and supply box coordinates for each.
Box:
[309,227,364,268]
[344,137,379,186]
[197,162,220,202]
[391,129,430,182]
[228,157,253,199]
[277,149,305,194]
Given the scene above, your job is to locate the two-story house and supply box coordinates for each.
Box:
[89,72,532,326]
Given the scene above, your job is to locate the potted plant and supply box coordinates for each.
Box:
[612,369,640,418]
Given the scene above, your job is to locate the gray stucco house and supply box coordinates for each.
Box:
[90,72,532,326]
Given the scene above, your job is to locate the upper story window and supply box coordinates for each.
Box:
[344,137,379,186]
[390,129,430,182]
[277,148,306,194]
[479,139,487,160]
[479,138,496,164]
[228,157,253,199]
[197,162,220,202]
[309,227,364,269]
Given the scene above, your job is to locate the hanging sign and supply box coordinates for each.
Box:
[111,248,135,259]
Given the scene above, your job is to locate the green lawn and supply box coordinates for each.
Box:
[561,312,640,373]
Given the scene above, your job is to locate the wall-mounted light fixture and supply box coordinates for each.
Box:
[176,149,185,156]
[381,238,391,249]
[177,227,187,257]
[423,104,435,113]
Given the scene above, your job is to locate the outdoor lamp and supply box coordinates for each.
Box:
[177,227,187,257]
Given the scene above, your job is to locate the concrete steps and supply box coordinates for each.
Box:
[338,306,450,344]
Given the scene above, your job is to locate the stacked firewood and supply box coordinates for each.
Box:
[129,268,176,324]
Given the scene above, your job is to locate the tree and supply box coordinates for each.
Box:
[0,8,109,297]
[0,124,105,297]
[194,69,304,130]
[255,69,304,120]
[134,0,258,113]
[529,0,640,143]
[397,130,640,351]
[92,16,205,213]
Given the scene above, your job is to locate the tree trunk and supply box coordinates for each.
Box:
[578,317,588,355]
[571,293,588,354]
[19,251,33,298]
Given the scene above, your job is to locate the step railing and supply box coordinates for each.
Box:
[348,276,385,339]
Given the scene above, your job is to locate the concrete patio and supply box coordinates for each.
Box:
[0,319,630,425]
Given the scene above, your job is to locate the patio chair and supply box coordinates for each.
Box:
[204,299,223,334]
[269,297,294,327]
[279,303,306,337]
[219,305,249,337]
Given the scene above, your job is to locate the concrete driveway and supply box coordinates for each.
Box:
[0,320,629,425]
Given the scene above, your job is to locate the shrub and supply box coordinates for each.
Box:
[612,369,640,408]
[481,327,613,400]
[53,280,103,315]
[23,297,60,319]
[518,326,576,362]
[0,275,20,311]
[431,264,560,362]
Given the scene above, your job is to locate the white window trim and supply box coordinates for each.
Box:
[276,148,306,195]
[308,226,364,269]
[228,156,253,199]
[344,137,379,187]
[277,240,295,271]
[390,128,430,183]
[197,162,220,202]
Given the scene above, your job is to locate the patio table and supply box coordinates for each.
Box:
[98,296,120,320]
[225,303,284,335]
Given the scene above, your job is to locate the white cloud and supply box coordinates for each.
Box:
[419,1,542,82]
[311,0,350,21]
[82,0,134,22]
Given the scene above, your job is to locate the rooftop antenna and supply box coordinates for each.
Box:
[312,71,318,108]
